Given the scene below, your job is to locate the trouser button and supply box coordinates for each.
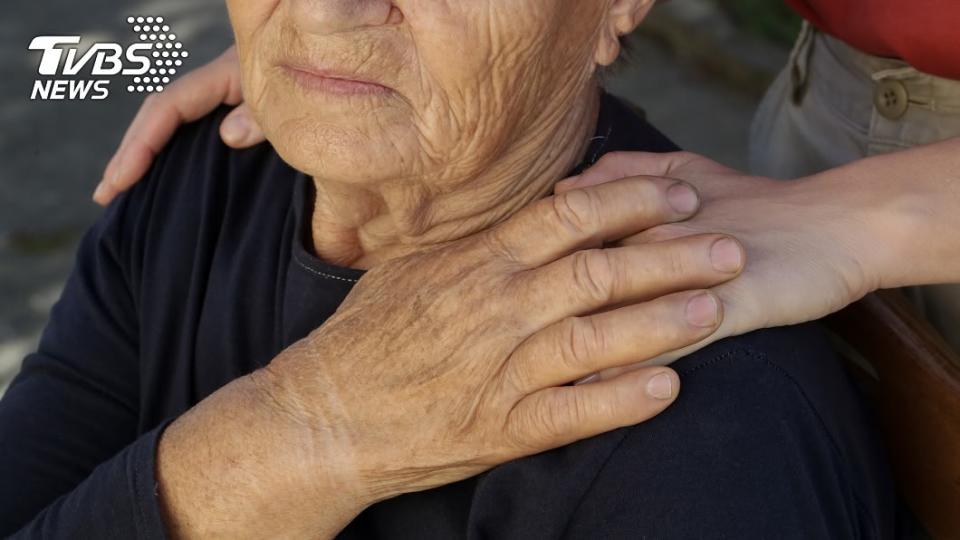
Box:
[874,79,909,120]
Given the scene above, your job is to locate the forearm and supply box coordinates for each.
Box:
[807,137,960,290]
[156,364,370,539]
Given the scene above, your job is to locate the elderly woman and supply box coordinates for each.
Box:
[1,0,893,537]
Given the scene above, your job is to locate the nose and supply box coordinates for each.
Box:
[290,0,396,34]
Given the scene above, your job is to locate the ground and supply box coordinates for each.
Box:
[0,0,789,392]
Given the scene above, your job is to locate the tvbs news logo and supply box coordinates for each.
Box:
[29,16,189,100]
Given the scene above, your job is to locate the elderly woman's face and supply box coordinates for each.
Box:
[227,0,631,186]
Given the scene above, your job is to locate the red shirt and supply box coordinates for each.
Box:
[788,0,960,80]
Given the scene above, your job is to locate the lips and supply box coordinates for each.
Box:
[280,63,394,97]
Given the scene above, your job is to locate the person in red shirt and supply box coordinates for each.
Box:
[788,0,960,80]
[750,0,960,350]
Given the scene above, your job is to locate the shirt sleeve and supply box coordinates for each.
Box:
[0,181,170,537]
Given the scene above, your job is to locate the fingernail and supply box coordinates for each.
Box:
[221,114,250,145]
[685,293,719,328]
[92,181,109,203]
[646,372,674,400]
[666,182,699,214]
[710,238,743,273]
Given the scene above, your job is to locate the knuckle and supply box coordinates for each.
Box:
[593,151,624,171]
[606,150,637,167]
[141,92,160,108]
[502,348,537,398]
[648,303,686,344]
[571,249,614,304]
[623,176,663,214]
[670,151,698,166]
[550,189,598,236]
[218,46,238,62]
[559,317,604,371]
[541,393,582,440]
[503,406,538,454]
[597,175,662,223]
[659,245,693,279]
[479,228,520,265]
[622,173,657,191]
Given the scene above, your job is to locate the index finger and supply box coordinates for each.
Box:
[482,176,701,268]
[96,47,244,204]
[555,151,722,193]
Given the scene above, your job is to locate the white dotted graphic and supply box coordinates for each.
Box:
[125,15,186,94]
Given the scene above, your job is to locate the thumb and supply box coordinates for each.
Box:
[219,103,265,148]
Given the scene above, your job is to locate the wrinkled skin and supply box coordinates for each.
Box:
[158,176,744,538]
[232,0,601,186]
[226,0,647,267]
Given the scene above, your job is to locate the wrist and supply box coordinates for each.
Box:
[156,358,371,538]
[255,340,388,503]
[267,333,426,505]
[251,360,376,519]
[787,170,887,299]
[803,147,949,291]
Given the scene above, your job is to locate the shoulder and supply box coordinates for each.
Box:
[98,107,300,278]
[572,93,680,175]
[598,93,679,154]
[113,106,297,237]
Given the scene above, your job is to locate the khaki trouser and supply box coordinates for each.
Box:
[749,23,960,352]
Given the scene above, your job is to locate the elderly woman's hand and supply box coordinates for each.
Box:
[94,46,261,205]
[156,176,745,538]
[557,151,888,371]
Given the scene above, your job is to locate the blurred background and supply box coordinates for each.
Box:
[0,0,799,392]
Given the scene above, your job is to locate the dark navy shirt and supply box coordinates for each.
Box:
[0,95,679,537]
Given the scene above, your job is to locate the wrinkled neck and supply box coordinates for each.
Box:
[309,88,601,269]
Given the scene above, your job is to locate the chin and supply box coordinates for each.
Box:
[263,112,415,184]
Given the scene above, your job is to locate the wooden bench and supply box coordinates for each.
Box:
[826,289,960,538]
